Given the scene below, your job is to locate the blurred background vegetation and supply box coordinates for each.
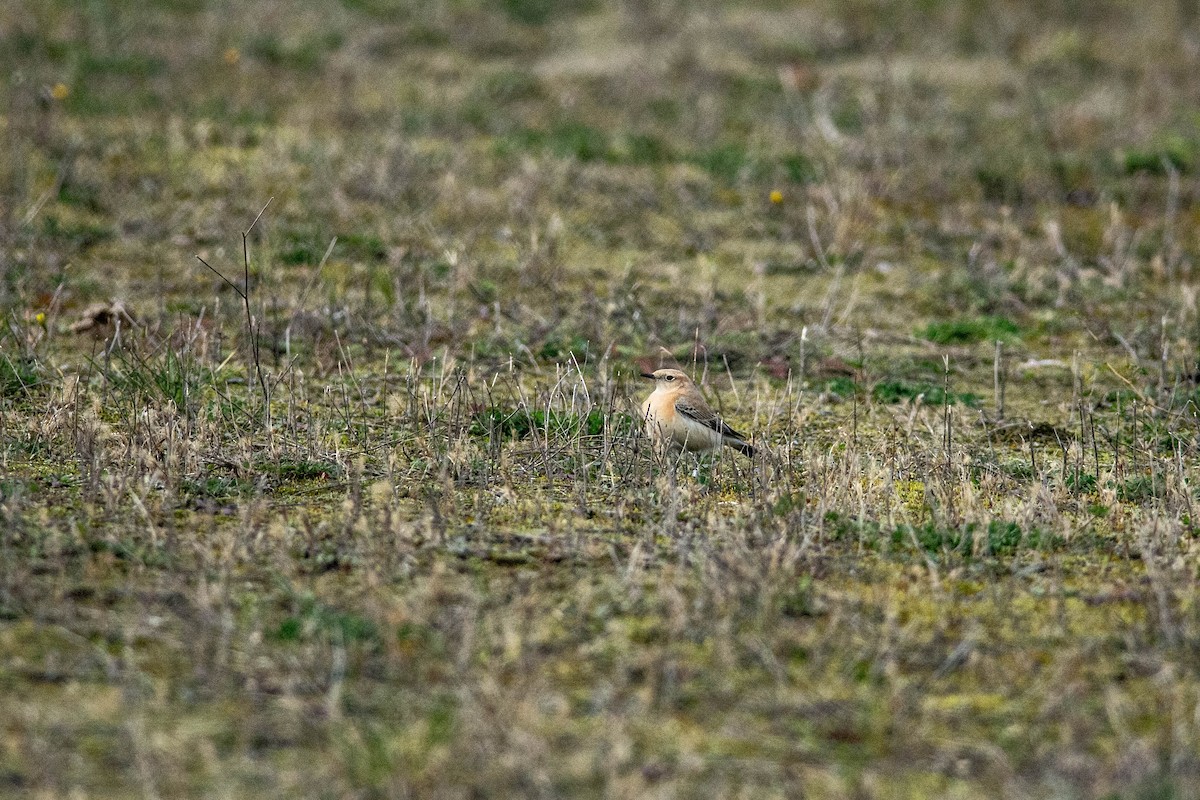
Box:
[3,0,1199,361]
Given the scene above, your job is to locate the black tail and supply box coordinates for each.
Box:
[727,438,755,458]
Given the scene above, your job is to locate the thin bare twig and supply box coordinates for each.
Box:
[191,196,274,431]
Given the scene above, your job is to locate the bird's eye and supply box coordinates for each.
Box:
[665,375,674,381]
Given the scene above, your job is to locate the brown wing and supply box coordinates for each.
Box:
[675,399,748,441]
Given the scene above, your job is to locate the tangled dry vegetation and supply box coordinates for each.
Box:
[3,1,1200,797]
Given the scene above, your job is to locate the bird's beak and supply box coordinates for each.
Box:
[640,372,656,380]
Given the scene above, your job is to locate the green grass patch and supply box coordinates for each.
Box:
[78,52,166,79]
[537,334,591,361]
[819,376,857,397]
[1117,475,1163,503]
[247,31,343,72]
[616,132,675,165]
[691,143,751,182]
[872,379,979,406]
[57,180,105,213]
[0,354,43,398]
[893,520,1060,559]
[1119,136,1195,174]
[499,0,595,25]
[180,475,254,502]
[261,458,344,482]
[276,593,379,644]
[470,407,621,439]
[921,316,1021,345]
[1067,472,1098,494]
[92,347,207,412]
[782,152,818,184]
[41,215,114,250]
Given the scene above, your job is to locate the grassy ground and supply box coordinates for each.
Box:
[3,0,1200,797]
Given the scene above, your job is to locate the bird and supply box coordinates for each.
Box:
[641,368,755,458]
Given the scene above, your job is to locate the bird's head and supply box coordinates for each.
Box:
[641,368,692,389]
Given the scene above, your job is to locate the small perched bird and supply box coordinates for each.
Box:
[641,368,755,458]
